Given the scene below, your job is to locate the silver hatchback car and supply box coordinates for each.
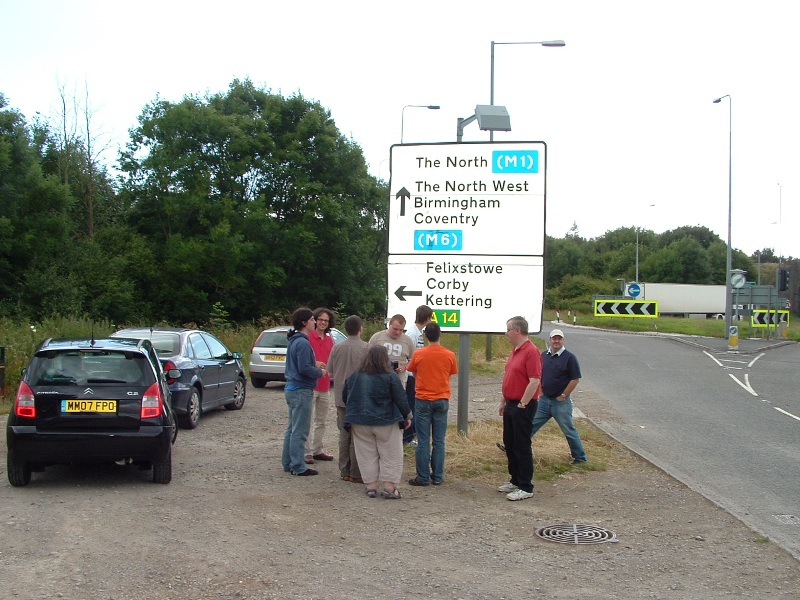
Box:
[248,326,345,387]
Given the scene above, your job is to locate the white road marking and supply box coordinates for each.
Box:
[774,407,800,422]
[747,353,765,368]
[703,351,723,367]
[729,373,758,396]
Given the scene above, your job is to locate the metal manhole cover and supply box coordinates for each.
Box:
[535,524,618,545]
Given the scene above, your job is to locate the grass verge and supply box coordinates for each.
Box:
[403,418,634,485]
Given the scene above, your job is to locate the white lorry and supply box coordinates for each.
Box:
[638,282,726,318]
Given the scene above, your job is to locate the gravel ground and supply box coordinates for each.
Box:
[1,377,798,599]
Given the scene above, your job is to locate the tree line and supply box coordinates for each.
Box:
[0,79,784,326]
[1,80,388,325]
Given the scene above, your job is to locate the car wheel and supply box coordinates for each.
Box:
[179,387,201,429]
[7,452,32,487]
[225,377,246,411]
[152,444,172,484]
[250,376,266,388]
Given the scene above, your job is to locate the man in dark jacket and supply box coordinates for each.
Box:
[282,308,325,477]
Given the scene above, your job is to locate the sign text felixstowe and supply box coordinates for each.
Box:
[387,142,546,334]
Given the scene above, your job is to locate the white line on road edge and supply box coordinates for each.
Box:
[747,353,765,368]
[774,407,800,422]
[704,351,724,367]
[729,373,758,396]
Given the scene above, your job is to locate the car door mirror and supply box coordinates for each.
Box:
[231,352,243,360]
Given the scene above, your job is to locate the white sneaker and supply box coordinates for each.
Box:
[497,482,519,493]
[506,489,534,501]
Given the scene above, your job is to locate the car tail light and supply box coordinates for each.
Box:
[141,382,164,419]
[164,360,177,385]
[14,381,36,418]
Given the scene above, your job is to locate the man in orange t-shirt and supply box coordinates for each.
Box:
[406,322,458,486]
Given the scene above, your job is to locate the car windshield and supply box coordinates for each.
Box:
[30,351,150,386]
[255,331,289,348]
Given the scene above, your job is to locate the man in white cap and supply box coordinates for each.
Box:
[531,329,587,465]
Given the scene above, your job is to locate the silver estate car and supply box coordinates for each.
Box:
[248,326,345,387]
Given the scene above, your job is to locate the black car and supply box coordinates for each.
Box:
[6,337,177,486]
[111,327,246,429]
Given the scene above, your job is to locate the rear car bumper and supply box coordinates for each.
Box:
[248,364,286,382]
[7,425,173,465]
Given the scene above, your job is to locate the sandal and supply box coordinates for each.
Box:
[366,489,377,498]
[380,488,401,500]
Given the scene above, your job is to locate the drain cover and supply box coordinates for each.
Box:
[535,524,618,544]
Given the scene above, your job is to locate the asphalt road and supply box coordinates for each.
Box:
[545,324,800,560]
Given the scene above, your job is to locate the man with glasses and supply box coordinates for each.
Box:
[305,307,337,465]
[497,316,541,501]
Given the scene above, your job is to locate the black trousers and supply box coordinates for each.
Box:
[502,400,538,493]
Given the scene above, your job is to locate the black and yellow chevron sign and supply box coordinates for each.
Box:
[594,300,658,318]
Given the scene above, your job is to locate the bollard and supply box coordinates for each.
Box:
[0,345,5,389]
[728,325,739,352]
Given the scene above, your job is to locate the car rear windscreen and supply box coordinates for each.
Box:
[31,351,151,386]
[255,332,289,348]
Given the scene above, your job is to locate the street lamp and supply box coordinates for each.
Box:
[713,94,733,340]
[456,104,511,142]
[401,104,440,143]
[489,39,565,141]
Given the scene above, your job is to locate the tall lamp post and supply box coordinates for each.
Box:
[401,104,440,143]
[713,94,733,340]
[489,39,565,141]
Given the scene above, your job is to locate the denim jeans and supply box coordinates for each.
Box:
[531,395,587,462]
[404,375,417,443]
[282,388,314,474]
[414,399,449,483]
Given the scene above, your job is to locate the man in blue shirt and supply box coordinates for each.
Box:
[531,329,587,465]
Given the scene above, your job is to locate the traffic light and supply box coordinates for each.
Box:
[778,268,789,292]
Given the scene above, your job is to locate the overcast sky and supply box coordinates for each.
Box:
[2,0,797,264]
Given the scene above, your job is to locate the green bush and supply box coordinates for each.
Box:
[546,274,617,312]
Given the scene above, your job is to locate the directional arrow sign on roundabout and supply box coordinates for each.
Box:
[751,309,789,327]
[594,299,658,318]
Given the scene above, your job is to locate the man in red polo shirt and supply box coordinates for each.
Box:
[497,316,541,501]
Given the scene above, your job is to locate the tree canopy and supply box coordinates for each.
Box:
[0,85,787,325]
